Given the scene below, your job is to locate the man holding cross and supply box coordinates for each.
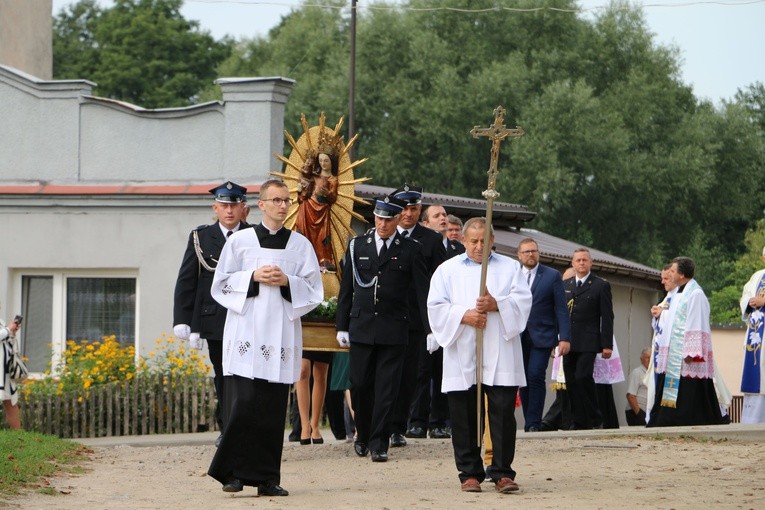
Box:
[427,217,531,493]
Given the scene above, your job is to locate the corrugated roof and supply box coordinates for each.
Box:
[494,228,660,281]
[0,181,658,280]
[354,183,536,227]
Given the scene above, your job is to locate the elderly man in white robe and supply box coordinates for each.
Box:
[427,217,532,494]
[207,179,323,496]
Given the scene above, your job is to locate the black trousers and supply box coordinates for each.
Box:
[448,385,518,483]
[208,375,289,487]
[541,389,572,431]
[408,346,449,430]
[207,338,225,430]
[625,408,646,426]
[563,351,601,429]
[350,342,407,452]
[390,330,425,435]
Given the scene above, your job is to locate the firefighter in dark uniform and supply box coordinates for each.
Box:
[389,185,447,446]
[173,181,249,444]
[335,196,432,462]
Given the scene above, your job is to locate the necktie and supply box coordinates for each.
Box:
[226,230,234,238]
[526,271,531,285]
[379,238,389,257]
[401,230,409,238]
[576,280,583,288]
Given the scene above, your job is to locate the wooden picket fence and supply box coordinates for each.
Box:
[16,373,218,439]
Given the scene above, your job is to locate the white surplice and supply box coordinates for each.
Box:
[427,253,532,392]
[211,228,322,384]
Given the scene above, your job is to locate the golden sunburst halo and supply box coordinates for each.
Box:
[271,113,371,298]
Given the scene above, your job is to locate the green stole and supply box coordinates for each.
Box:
[661,280,700,408]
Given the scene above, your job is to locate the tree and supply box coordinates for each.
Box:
[709,219,765,323]
[53,0,232,108]
[208,0,765,283]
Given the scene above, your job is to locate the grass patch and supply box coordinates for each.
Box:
[0,429,89,500]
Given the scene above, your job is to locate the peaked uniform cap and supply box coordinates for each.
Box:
[392,183,423,205]
[373,195,407,218]
[209,181,247,203]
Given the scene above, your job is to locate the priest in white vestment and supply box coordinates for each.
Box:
[739,247,765,423]
[207,179,323,496]
[427,218,531,494]
[647,257,724,427]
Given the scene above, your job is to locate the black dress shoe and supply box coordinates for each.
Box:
[429,427,451,439]
[405,426,426,439]
[353,440,369,457]
[222,478,243,493]
[370,450,388,462]
[390,432,407,447]
[258,482,289,496]
[526,426,540,432]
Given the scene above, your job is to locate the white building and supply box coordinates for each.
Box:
[0,63,293,372]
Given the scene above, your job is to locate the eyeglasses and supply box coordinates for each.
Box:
[261,197,292,206]
[519,249,539,255]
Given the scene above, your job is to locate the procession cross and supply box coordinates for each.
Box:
[469,105,524,446]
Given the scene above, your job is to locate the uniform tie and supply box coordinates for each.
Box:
[401,230,409,238]
[379,238,389,257]
[227,230,234,238]
[576,280,583,288]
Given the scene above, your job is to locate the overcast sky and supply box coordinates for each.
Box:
[51,0,764,104]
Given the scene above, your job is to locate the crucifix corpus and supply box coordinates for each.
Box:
[469,105,524,445]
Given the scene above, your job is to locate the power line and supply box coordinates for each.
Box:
[186,0,765,15]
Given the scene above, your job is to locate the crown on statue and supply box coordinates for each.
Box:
[302,112,344,157]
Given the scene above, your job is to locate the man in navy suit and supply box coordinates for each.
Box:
[563,248,614,430]
[517,238,570,432]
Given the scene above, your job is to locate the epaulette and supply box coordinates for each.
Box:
[194,224,208,231]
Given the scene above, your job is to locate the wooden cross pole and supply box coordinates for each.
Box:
[469,105,524,446]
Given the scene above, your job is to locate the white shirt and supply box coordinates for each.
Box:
[219,223,241,237]
[397,226,413,238]
[522,264,538,287]
[375,232,390,254]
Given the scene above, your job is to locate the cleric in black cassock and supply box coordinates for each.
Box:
[207,180,323,496]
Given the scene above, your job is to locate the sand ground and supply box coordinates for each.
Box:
[6,426,765,510]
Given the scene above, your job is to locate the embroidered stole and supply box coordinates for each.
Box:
[742,274,765,394]
[661,280,700,408]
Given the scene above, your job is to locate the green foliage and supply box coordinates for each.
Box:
[305,296,338,321]
[709,219,765,323]
[53,0,232,107]
[0,430,85,497]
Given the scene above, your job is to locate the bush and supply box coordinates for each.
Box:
[22,334,210,399]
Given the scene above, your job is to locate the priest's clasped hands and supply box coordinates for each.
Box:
[461,291,499,330]
[252,264,288,286]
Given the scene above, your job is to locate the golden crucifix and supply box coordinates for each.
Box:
[469,105,524,445]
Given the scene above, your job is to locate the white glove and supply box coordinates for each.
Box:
[336,331,350,348]
[173,324,191,340]
[189,333,204,350]
[426,333,439,354]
